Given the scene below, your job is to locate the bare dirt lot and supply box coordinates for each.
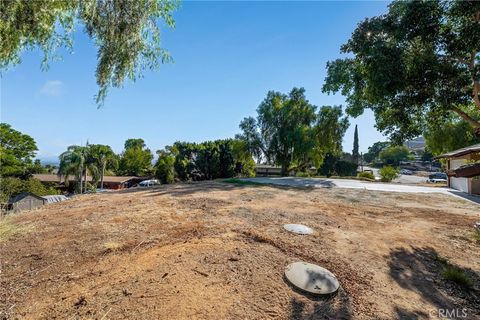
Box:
[1,182,479,319]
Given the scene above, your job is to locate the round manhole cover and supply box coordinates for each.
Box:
[283,224,313,235]
[285,261,339,295]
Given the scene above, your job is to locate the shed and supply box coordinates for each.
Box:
[8,192,47,212]
[437,143,480,195]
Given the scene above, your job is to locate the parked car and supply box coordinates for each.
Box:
[427,172,447,183]
[399,169,413,175]
[139,179,160,187]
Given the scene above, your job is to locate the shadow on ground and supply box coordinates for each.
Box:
[448,191,480,205]
[117,180,317,198]
[287,293,352,320]
[388,247,480,318]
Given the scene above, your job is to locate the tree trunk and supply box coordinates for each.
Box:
[281,162,289,176]
[84,167,87,193]
[101,161,106,189]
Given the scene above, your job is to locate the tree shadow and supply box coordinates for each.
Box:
[117,180,317,198]
[244,177,336,189]
[393,306,429,320]
[388,246,480,317]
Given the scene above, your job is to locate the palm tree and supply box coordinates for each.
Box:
[88,144,118,189]
[58,145,88,193]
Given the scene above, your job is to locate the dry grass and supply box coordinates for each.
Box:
[0,217,25,242]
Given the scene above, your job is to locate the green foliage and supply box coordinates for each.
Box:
[222,178,261,186]
[420,148,434,162]
[352,125,359,164]
[334,160,358,177]
[323,0,480,141]
[357,171,375,180]
[295,171,311,178]
[238,88,349,176]
[165,139,255,182]
[472,229,480,242]
[58,145,90,193]
[155,150,175,184]
[0,123,38,177]
[118,139,153,176]
[379,145,411,166]
[318,153,358,177]
[59,143,119,193]
[0,0,178,105]
[425,110,480,156]
[379,166,399,182]
[318,153,337,177]
[442,266,472,289]
[363,141,390,164]
[88,144,118,188]
[0,177,59,202]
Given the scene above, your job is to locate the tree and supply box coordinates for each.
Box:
[155,149,175,184]
[0,123,38,177]
[30,159,45,174]
[88,144,118,189]
[352,125,359,164]
[424,112,480,155]
[58,145,89,193]
[235,117,264,163]
[308,105,349,171]
[363,141,390,163]
[323,1,480,142]
[237,88,349,176]
[0,177,59,203]
[379,145,411,166]
[0,0,178,105]
[118,139,153,176]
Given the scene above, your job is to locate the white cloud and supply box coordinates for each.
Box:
[39,80,64,97]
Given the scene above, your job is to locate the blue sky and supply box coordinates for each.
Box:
[1,1,390,163]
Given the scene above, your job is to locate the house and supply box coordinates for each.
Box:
[255,165,282,176]
[436,143,480,195]
[8,192,47,212]
[32,174,146,190]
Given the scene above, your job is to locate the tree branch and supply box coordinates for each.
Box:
[468,51,480,109]
[451,106,480,129]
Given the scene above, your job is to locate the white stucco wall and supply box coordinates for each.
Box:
[449,159,470,193]
[450,177,469,193]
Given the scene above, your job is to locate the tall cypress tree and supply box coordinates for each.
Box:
[352,125,359,164]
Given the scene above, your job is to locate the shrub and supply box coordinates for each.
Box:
[296,171,311,178]
[357,171,375,180]
[335,160,358,176]
[0,177,59,202]
[442,266,472,288]
[379,166,399,182]
[155,153,175,184]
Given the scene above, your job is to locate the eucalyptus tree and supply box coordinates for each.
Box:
[323,0,480,142]
[1,0,179,105]
[237,88,349,175]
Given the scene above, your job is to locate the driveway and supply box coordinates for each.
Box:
[242,177,480,204]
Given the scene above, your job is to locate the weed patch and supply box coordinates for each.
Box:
[442,266,473,288]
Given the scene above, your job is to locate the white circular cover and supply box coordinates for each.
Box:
[285,261,339,295]
[283,224,313,235]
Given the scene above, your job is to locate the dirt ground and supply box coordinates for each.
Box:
[1,181,479,319]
